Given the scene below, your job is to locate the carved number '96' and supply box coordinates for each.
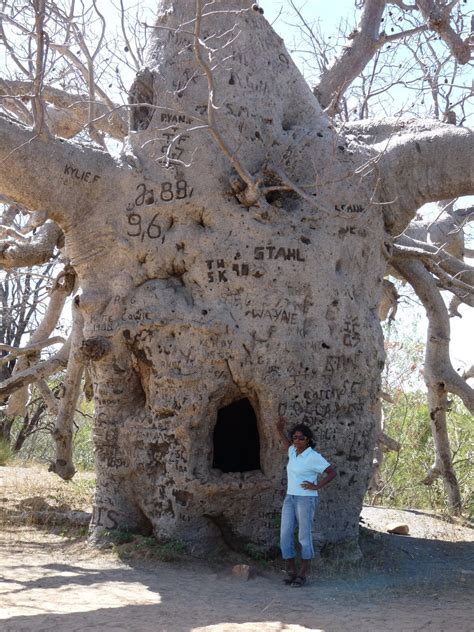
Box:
[127,212,161,239]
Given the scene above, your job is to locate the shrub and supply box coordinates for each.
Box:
[371,392,473,517]
[0,438,13,465]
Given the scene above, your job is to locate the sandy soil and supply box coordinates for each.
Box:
[1,466,473,632]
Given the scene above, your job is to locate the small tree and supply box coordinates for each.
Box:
[0,233,66,447]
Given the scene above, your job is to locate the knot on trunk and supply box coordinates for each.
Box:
[48,458,76,481]
[80,336,112,361]
[129,67,154,132]
[54,264,76,294]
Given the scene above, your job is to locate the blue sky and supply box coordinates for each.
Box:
[263,0,357,29]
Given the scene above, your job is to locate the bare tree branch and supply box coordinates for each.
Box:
[49,297,84,481]
[392,258,474,412]
[0,337,71,399]
[0,113,124,224]
[4,265,75,416]
[1,220,62,269]
[0,80,127,139]
[392,257,467,512]
[0,335,66,363]
[393,233,474,306]
[417,0,471,64]
[30,0,50,139]
[314,0,387,112]
[377,123,474,234]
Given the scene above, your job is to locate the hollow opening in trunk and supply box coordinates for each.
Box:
[212,398,261,473]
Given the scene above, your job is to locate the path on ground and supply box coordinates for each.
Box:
[1,517,473,632]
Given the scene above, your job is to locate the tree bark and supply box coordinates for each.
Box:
[376,124,474,234]
[50,297,84,481]
[0,114,123,224]
[0,80,127,140]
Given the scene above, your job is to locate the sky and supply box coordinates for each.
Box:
[263,0,357,31]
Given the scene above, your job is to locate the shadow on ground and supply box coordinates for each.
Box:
[1,526,473,632]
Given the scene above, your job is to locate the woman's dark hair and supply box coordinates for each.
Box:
[289,423,315,448]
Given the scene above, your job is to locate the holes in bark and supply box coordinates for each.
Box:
[265,189,299,210]
[128,68,154,131]
[80,336,111,361]
[281,116,295,131]
[194,210,207,228]
[265,190,280,205]
[212,398,261,473]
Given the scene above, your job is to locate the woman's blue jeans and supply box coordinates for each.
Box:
[280,494,318,560]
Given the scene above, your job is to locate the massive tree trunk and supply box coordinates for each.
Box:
[0,0,473,557]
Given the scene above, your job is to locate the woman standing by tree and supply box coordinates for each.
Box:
[276,417,336,586]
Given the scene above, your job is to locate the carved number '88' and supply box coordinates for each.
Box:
[135,180,192,206]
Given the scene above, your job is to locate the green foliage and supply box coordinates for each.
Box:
[11,394,95,470]
[73,416,94,471]
[382,308,425,393]
[113,535,186,562]
[243,542,267,562]
[373,392,473,517]
[0,438,13,465]
[103,529,135,545]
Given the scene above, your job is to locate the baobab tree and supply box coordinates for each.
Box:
[0,0,472,558]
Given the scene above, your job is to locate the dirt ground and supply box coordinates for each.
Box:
[1,466,473,632]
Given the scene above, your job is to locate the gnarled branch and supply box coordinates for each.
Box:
[0,80,127,140]
[49,297,84,481]
[392,257,474,412]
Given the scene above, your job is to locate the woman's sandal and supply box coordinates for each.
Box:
[283,573,297,585]
[290,576,306,587]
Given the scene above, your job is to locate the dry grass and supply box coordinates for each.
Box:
[0,463,94,530]
[1,463,472,576]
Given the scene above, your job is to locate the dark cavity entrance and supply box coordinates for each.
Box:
[212,398,261,473]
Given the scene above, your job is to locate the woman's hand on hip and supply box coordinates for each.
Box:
[300,480,317,491]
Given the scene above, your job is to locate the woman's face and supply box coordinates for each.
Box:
[292,432,309,453]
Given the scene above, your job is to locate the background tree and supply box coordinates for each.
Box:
[0,0,472,557]
[367,301,473,515]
